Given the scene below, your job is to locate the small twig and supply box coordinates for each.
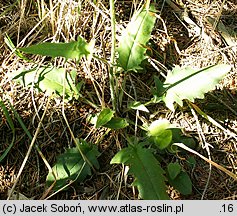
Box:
[210,93,237,116]
[148,57,167,78]
[189,104,212,199]
[188,101,237,141]
[173,143,237,181]
[10,98,56,192]
[109,0,116,111]
[17,0,26,45]
[116,164,124,200]
[7,96,51,200]
[83,59,103,107]
[128,74,139,136]
[49,0,55,35]
[62,69,95,171]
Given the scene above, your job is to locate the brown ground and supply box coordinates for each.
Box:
[0,0,237,200]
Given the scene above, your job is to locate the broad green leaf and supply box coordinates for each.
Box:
[111,145,169,200]
[168,171,192,195]
[155,64,231,111]
[167,162,181,180]
[11,66,79,100]
[128,101,149,112]
[111,148,132,165]
[19,36,91,61]
[96,108,115,128]
[117,5,156,71]
[104,117,129,129]
[153,129,172,150]
[147,119,171,136]
[46,139,100,190]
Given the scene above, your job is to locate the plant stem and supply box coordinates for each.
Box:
[109,0,116,111]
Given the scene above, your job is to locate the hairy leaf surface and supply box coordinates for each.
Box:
[117,5,156,71]
[111,145,169,199]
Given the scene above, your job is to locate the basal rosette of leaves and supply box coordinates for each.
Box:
[5,0,233,200]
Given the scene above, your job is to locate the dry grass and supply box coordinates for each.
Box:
[0,0,237,200]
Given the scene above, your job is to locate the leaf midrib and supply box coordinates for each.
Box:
[125,9,148,69]
[133,147,162,199]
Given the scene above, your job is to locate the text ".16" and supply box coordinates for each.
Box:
[221,204,234,213]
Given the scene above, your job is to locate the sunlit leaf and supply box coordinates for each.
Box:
[117,5,156,71]
[19,36,91,61]
[129,101,149,112]
[147,119,171,137]
[153,64,231,111]
[11,66,79,100]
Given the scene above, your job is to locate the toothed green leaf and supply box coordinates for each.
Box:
[19,36,91,61]
[154,64,231,111]
[111,144,169,200]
